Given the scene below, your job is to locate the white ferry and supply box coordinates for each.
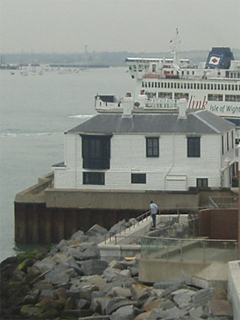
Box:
[95,45,240,140]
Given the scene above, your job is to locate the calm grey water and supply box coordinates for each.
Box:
[0,66,134,262]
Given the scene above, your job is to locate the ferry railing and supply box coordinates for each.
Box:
[141,237,239,263]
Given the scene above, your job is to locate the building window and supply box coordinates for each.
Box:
[146,137,159,157]
[83,172,105,185]
[81,135,111,169]
[196,178,208,188]
[187,137,200,157]
[131,173,146,184]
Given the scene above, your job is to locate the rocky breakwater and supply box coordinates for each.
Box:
[1,221,233,320]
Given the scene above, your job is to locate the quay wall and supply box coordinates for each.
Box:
[14,172,238,244]
[14,202,142,244]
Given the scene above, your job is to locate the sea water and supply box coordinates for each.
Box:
[0,66,134,262]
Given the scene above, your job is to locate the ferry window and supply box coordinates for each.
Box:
[187,137,200,157]
[207,84,210,90]
[158,92,172,99]
[197,83,200,90]
[175,93,189,100]
[211,84,213,90]
[174,83,177,89]
[142,82,144,87]
[131,173,146,184]
[152,82,154,88]
[158,82,160,88]
[148,82,151,87]
[221,84,224,90]
[226,95,240,102]
[222,136,224,155]
[83,172,105,185]
[196,178,208,188]
[214,84,217,90]
[204,84,206,90]
[208,94,223,101]
[218,84,220,90]
[146,137,159,157]
[200,84,203,90]
[155,82,157,88]
[82,135,111,169]
[171,83,174,89]
[194,84,196,89]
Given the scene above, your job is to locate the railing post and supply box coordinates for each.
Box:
[202,241,206,262]
[223,241,228,262]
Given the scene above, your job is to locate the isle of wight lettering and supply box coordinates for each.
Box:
[209,105,240,115]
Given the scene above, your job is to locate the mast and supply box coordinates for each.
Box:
[169,28,181,73]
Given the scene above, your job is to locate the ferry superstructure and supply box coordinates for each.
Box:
[95,46,240,141]
[125,46,240,139]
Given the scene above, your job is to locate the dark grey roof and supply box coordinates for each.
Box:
[67,110,235,135]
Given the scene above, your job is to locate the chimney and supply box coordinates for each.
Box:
[122,93,133,118]
[178,97,187,119]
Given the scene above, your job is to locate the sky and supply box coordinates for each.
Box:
[0,0,239,54]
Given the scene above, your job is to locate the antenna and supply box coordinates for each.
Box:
[169,28,181,73]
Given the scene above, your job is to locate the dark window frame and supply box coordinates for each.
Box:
[196,178,208,188]
[146,137,159,157]
[83,172,105,185]
[187,136,200,157]
[131,173,146,184]
[81,135,111,169]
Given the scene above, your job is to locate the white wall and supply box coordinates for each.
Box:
[54,130,235,191]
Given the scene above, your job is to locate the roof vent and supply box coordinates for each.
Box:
[122,93,133,118]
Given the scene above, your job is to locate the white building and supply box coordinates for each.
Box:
[53,107,235,191]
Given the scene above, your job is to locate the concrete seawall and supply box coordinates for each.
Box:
[15,172,238,244]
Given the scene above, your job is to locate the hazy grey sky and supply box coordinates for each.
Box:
[0,0,239,53]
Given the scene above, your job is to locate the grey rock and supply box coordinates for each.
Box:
[108,220,126,236]
[149,306,189,319]
[193,288,214,308]
[103,267,121,282]
[56,238,69,251]
[34,257,56,272]
[77,298,90,309]
[80,284,99,301]
[91,296,112,314]
[119,269,131,277]
[111,287,132,298]
[71,229,84,240]
[81,259,108,275]
[110,304,135,320]
[86,224,108,237]
[40,289,55,298]
[105,297,134,315]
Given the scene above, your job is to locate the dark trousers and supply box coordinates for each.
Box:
[151,214,156,227]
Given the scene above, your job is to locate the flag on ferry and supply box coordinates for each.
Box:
[209,55,221,66]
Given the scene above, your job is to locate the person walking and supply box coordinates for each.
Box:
[150,200,158,229]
